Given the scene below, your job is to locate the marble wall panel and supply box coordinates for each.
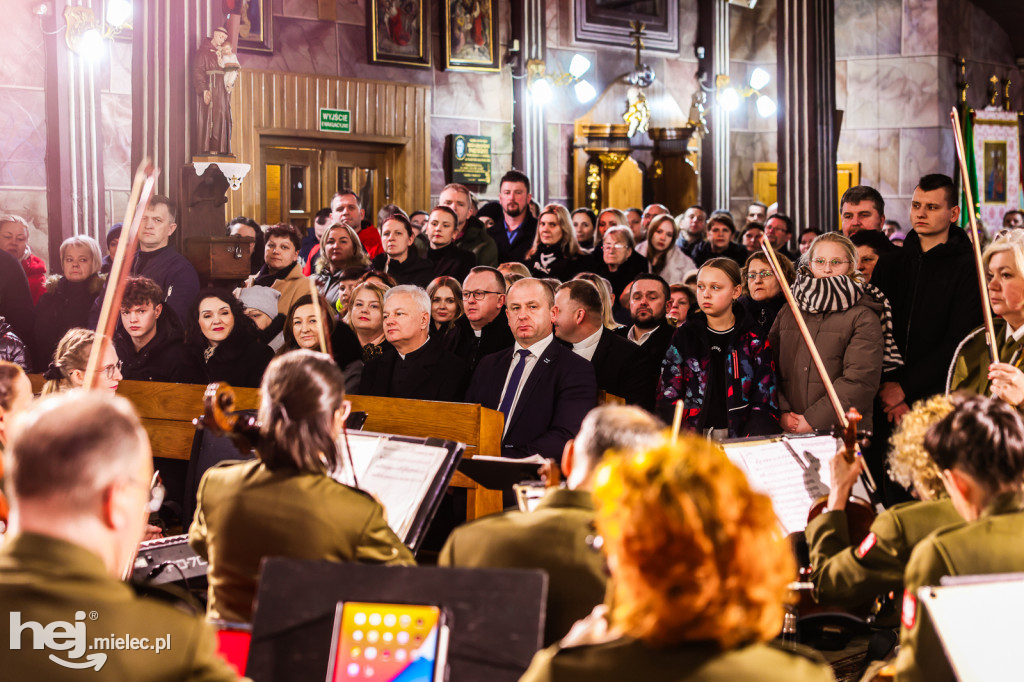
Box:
[241,17,340,76]
[874,57,941,128]
[679,0,699,50]
[477,120,513,198]
[101,92,132,191]
[0,87,46,188]
[902,0,938,56]
[885,197,912,229]
[728,0,775,64]
[281,0,319,20]
[106,190,130,233]
[337,0,366,26]
[836,60,848,113]
[730,131,776,201]
[835,0,901,59]
[0,3,44,88]
[105,40,132,96]
[938,0,971,60]
[432,68,511,122]
[0,189,49,263]
[844,59,879,129]
[837,128,900,196]
[898,126,955,196]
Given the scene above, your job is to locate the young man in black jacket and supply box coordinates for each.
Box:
[113,277,190,383]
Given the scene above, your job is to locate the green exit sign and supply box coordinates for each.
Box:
[319,108,351,133]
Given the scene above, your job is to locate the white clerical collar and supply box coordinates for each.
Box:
[573,327,603,353]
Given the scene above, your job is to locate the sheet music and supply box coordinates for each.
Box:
[722,435,871,534]
[334,433,451,541]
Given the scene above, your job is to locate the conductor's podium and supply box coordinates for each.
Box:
[27,378,507,521]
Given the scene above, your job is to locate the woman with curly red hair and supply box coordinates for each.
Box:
[520,434,833,681]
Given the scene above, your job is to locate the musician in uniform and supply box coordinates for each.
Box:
[0,392,237,680]
[188,350,415,623]
[438,405,663,645]
[519,435,833,682]
[894,395,1024,681]
[805,395,962,609]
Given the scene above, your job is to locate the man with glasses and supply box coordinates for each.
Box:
[0,393,237,679]
[444,266,515,373]
[764,213,800,261]
[113,277,189,383]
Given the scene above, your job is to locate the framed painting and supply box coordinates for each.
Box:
[574,0,678,53]
[444,0,500,72]
[234,0,273,54]
[368,0,431,68]
[973,110,1020,228]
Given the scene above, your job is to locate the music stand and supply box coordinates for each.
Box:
[247,560,547,682]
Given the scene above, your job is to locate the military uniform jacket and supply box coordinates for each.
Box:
[189,458,415,623]
[519,635,835,682]
[438,488,606,646]
[0,532,237,681]
[894,492,1024,682]
[947,317,1024,395]
[806,498,961,608]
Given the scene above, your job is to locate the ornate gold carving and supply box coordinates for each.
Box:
[989,75,1000,108]
[650,160,664,179]
[597,152,629,170]
[586,162,602,213]
[958,57,969,105]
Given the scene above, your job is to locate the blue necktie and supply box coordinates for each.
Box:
[497,349,531,419]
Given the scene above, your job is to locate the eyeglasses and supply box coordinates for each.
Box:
[810,258,851,269]
[603,243,627,251]
[462,290,503,301]
[102,360,123,380]
[746,270,775,281]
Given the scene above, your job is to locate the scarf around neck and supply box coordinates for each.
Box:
[791,271,904,373]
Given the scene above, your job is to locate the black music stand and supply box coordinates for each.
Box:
[247,560,547,682]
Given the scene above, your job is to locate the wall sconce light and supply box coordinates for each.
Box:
[63,1,132,60]
[715,67,776,118]
[526,54,596,106]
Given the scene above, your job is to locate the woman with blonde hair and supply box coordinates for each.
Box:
[314,222,370,310]
[33,234,104,366]
[521,435,831,681]
[636,214,696,285]
[40,328,122,396]
[347,280,390,361]
[573,272,622,331]
[524,204,582,281]
[595,208,629,241]
[770,231,901,434]
[948,228,1024,402]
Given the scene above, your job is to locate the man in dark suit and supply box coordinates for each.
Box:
[615,273,675,373]
[359,285,469,401]
[554,279,656,410]
[444,266,515,372]
[439,405,662,646]
[486,169,537,264]
[466,278,597,460]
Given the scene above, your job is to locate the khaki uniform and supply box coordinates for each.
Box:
[947,318,1024,395]
[0,532,237,681]
[894,492,1024,681]
[518,635,835,682]
[439,488,606,646]
[189,459,415,623]
[805,498,961,608]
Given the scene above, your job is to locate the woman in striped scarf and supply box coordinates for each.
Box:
[769,232,902,434]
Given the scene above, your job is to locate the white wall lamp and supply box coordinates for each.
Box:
[59,0,133,60]
[527,54,596,106]
[715,67,776,118]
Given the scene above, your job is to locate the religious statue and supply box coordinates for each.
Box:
[192,27,236,157]
[623,86,650,138]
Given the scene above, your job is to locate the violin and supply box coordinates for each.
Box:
[806,407,877,544]
[193,382,260,455]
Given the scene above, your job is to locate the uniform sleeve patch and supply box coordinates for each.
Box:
[855,532,877,559]
[902,590,917,630]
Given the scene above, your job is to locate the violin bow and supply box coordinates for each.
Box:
[951,106,999,365]
[85,161,160,389]
[307,277,329,354]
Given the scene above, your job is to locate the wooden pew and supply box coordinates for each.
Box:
[27,377,505,520]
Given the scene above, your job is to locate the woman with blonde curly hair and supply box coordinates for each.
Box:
[521,435,832,681]
[40,328,122,396]
[804,394,962,610]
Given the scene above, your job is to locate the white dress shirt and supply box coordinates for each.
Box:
[627,325,655,346]
[571,327,603,362]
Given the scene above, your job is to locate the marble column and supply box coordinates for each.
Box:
[511,0,547,204]
[777,0,837,232]
[43,0,106,261]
